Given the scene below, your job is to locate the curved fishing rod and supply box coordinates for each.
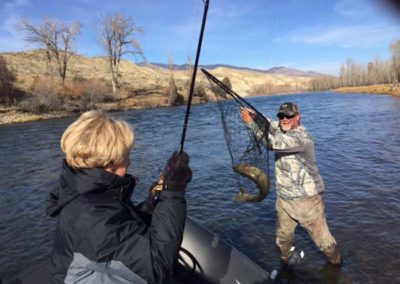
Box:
[179,0,209,155]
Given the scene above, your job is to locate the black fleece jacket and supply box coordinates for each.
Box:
[46,160,186,284]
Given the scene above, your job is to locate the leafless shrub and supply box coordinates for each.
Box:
[221,77,232,89]
[19,97,42,113]
[250,82,294,96]
[24,78,64,112]
[309,76,339,91]
[0,56,16,105]
[21,78,63,112]
[79,79,112,110]
[167,77,179,105]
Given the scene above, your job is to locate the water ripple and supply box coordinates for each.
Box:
[1,93,400,282]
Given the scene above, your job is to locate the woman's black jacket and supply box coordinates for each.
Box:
[46,160,186,284]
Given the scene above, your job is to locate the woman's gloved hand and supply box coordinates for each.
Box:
[163,151,192,192]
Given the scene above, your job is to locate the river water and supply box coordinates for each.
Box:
[1,92,400,283]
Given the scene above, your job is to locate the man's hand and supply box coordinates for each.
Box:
[240,107,256,125]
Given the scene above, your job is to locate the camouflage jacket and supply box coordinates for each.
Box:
[250,120,324,200]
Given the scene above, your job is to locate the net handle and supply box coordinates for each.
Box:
[201,68,268,123]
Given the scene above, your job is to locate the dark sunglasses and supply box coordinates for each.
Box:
[277,113,296,120]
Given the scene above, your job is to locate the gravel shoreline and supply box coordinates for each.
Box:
[0,110,73,125]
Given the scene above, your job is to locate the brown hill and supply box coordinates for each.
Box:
[2,49,314,98]
[0,49,316,124]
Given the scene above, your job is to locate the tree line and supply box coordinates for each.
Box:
[19,13,144,95]
[0,12,144,109]
[309,39,400,91]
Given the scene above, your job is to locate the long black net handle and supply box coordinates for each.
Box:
[201,68,270,128]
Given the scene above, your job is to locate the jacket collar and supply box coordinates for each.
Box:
[46,160,136,217]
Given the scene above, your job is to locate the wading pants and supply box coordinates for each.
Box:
[276,194,341,264]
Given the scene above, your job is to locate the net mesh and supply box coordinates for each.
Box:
[202,69,270,198]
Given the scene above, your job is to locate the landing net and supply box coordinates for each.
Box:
[202,69,270,199]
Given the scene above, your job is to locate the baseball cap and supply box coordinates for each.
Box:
[277,102,299,117]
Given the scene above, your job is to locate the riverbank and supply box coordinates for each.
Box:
[0,94,202,126]
[334,84,400,96]
[2,84,399,126]
[0,108,72,125]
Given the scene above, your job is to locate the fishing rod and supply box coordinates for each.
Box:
[179,0,209,154]
[201,68,268,123]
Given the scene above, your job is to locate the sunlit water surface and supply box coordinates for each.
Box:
[1,92,400,283]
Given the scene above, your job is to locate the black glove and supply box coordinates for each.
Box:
[118,174,136,203]
[163,151,192,192]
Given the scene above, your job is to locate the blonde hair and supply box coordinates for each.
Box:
[61,110,134,169]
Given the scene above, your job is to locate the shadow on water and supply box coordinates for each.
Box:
[1,92,400,282]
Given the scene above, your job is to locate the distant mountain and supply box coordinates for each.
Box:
[137,62,326,77]
[265,67,324,77]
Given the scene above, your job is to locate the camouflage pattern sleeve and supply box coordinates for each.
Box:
[249,120,270,148]
[268,123,308,153]
[248,120,308,153]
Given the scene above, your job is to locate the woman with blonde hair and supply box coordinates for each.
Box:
[46,110,192,284]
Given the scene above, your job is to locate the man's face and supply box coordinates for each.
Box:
[278,113,301,132]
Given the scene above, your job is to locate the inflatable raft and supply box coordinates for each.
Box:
[13,217,271,284]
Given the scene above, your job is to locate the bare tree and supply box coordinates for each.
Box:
[339,58,367,87]
[308,76,339,91]
[167,52,175,79]
[20,17,81,83]
[98,13,144,97]
[166,52,179,105]
[390,39,400,86]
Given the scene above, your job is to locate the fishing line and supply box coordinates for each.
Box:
[186,2,201,58]
[264,0,280,69]
[179,0,209,154]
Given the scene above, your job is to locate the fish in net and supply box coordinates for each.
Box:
[201,69,271,202]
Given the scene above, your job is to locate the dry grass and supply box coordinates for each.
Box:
[1,49,313,99]
[335,84,400,96]
[0,49,318,125]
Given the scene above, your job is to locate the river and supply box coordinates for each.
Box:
[1,92,400,283]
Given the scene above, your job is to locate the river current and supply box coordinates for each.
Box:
[1,92,400,283]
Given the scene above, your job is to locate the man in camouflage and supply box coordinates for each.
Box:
[241,102,341,266]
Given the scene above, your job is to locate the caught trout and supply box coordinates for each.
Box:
[233,163,270,202]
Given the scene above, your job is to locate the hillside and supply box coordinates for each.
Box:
[2,49,317,97]
[0,49,320,124]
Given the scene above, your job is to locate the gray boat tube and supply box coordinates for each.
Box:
[177,217,270,284]
[12,217,271,284]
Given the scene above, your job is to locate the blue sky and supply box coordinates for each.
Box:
[1,0,400,75]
